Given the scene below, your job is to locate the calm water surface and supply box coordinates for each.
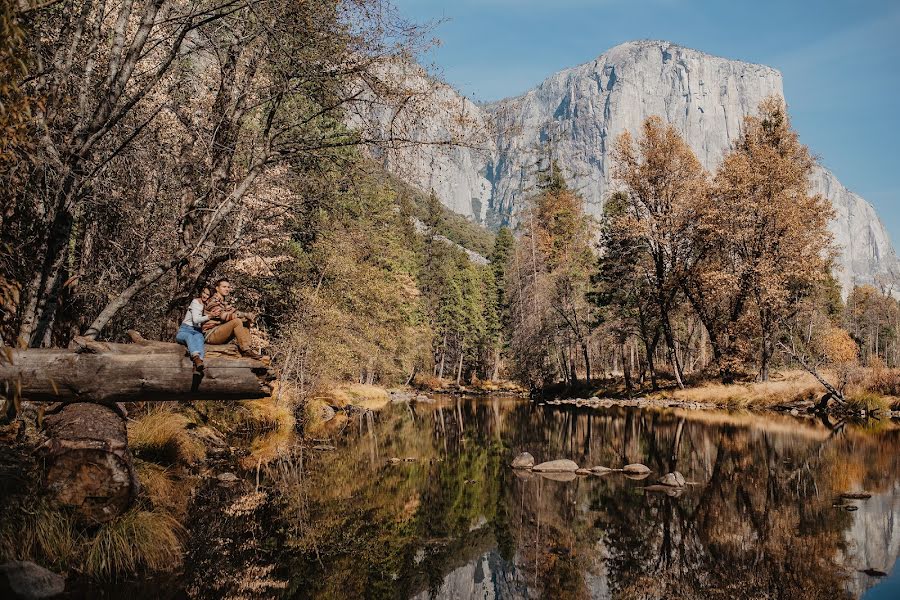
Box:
[243,397,900,600]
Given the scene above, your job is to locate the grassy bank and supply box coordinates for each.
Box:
[0,394,297,583]
[541,368,900,414]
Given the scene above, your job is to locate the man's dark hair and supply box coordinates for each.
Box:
[214,278,230,287]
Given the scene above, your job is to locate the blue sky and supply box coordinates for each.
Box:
[394,0,900,243]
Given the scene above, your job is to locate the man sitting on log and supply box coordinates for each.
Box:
[202,278,264,360]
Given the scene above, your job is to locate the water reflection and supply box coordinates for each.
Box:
[274,399,900,600]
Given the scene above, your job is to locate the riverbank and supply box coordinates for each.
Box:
[540,369,900,418]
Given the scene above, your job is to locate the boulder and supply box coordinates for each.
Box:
[532,459,579,473]
[575,468,592,475]
[658,471,686,487]
[0,561,65,599]
[591,466,616,474]
[622,463,651,475]
[510,452,535,469]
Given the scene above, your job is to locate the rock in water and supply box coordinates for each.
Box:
[0,561,65,599]
[511,452,535,469]
[575,468,592,475]
[622,463,651,475]
[841,491,872,500]
[591,466,616,474]
[374,40,900,292]
[643,484,684,497]
[537,471,578,482]
[659,471,686,487]
[532,459,579,473]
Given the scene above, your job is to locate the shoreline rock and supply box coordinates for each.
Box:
[532,459,579,473]
[511,452,535,469]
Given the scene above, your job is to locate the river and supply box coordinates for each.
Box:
[169,396,900,599]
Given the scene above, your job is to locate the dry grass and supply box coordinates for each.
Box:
[1,502,183,580]
[238,400,296,470]
[83,509,184,580]
[239,398,296,433]
[128,409,206,465]
[664,370,822,408]
[319,384,389,410]
[842,391,892,412]
[134,460,189,516]
[0,502,80,568]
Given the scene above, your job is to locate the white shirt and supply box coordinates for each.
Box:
[181,298,210,328]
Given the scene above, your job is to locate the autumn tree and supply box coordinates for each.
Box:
[507,163,594,386]
[486,227,513,380]
[593,191,664,390]
[845,284,900,366]
[689,97,835,381]
[2,0,436,347]
[610,117,708,388]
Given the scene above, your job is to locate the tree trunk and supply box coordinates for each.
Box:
[438,333,447,380]
[1,334,274,403]
[490,348,500,382]
[621,342,632,394]
[661,317,685,389]
[645,342,658,390]
[581,342,591,385]
[42,402,137,524]
[456,352,464,385]
[759,334,771,382]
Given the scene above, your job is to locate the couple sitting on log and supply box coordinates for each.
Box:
[176,278,264,372]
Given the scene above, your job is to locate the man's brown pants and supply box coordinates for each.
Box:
[205,320,251,350]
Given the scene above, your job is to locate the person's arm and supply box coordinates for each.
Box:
[190,299,210,325]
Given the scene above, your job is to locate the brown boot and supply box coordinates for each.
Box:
[239,347,265,361]
[191,354,205,373]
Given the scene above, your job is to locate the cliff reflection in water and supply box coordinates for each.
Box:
[277,399,900,600]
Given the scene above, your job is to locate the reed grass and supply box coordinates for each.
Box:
[128,409,206,465]
[83,509,184,580]
[664,370,822,408]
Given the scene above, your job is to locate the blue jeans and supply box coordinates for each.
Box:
[176,324,205,359]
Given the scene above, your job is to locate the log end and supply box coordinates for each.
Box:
[44,447,134,523]
[42,403,136,523]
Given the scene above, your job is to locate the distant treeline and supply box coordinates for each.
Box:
[501,98,894,390]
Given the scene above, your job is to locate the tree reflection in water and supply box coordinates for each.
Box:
[267,399,900,600]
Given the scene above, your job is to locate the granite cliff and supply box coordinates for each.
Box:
[374,40,899,292]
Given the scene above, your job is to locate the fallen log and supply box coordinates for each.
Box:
[0,333,274,403]
[42,402,137,524]
[0,332,276,522]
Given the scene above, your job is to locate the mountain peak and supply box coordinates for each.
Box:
[369,43,898,292]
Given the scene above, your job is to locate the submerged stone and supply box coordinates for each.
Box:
[622,463,651,475]
[658,471,686,487]
[511,452,535,469]
[532,459,579,473]
[841,491,872,500]
[537,471,578,482]
[644,484,684,497]
[591,466,617,474]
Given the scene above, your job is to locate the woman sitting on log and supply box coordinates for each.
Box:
[176,286,211,372]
